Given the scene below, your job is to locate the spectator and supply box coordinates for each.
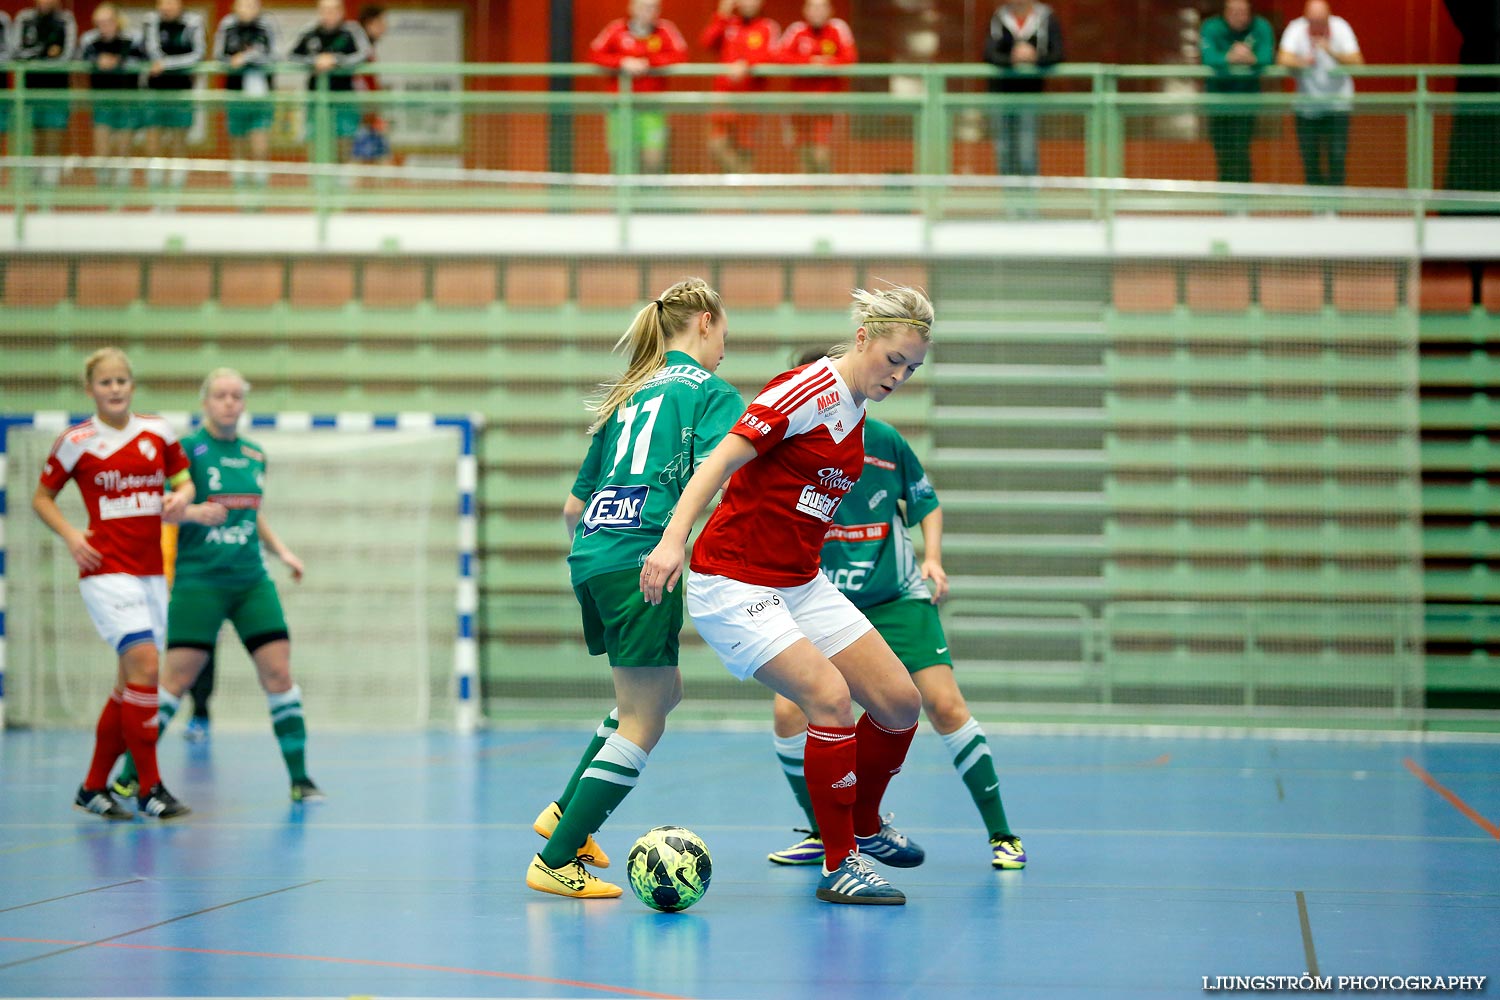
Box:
[1278,0,1363,187]
[13,0,78,186]
[1200,0,1273,185]
[142,0,207,191]
[700,0,779,173]
[289,0,372,165]
[776,0,856,173]
[351,4,391,167]
[983,0,1064,182]
[214,0,279,189]
[78,3,145,188]
[589,0,688,174]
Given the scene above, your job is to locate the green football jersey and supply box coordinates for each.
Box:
[173,427,270,585]
[819,418,939,609]
[567,351,744,586]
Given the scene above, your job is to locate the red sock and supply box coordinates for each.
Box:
[853,713,917,837]
[84,692,127,790]
[119,684,161,793]
[803,724,858,871]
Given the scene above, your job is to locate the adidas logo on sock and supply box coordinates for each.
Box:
[831,771,857,789]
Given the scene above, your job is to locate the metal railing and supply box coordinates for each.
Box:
[3,61,1499,233]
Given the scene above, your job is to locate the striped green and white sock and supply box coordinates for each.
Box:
[557,707,620,811]
[268,685,309,784]
[774,732,820,833]
[540,732,646,870]
[941,717,1011,838]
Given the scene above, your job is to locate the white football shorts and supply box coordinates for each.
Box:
[686,570,872,680]
[78,573,168,653]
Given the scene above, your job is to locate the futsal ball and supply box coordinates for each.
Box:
[626,826,712,912]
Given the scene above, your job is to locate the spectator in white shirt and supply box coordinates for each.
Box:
[1277,0,1363,186]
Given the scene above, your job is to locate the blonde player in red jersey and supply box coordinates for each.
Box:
[641,286,934,905]
[32,348,200,821]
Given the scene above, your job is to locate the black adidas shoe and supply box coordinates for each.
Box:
[74,785,133,822]
[138,784,192,820]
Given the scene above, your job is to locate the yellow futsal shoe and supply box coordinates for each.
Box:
[533,801,612,868]
[526,854,623,899]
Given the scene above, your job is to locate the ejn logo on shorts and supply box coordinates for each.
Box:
[582,485,650,536]
[744,594,783,619]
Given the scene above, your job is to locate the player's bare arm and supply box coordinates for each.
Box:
[258,514,304,582]
[562,494,586,538]
[917,507,948,603]
[32,484,103,573]
[640,433,757,604]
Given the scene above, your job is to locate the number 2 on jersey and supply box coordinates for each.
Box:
[609,396,664,477]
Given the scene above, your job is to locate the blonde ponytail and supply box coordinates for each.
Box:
[588,277,725,433]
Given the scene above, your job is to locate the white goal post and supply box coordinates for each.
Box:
[0,412,481,733]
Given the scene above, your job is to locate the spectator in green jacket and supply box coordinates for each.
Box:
[1200,0,1274,184]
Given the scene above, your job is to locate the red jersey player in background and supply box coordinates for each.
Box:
[589,0,688,174]
[33,348,203,821]
[700,0,779,172]
[776,0,856,172]
[641,286,935,905]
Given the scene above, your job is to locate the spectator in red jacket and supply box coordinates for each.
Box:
[700,0,779,172]
[776,0,856,173]
[589,0,688,173]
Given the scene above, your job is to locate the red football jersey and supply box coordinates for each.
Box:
[776,18,857,92]
[38,414,189,579]
[691,359,867,587]
[589,17,688,93]
[700,13,780,91]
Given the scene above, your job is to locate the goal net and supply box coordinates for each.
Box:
[2,416,470,731]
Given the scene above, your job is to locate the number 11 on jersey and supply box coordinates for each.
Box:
[609,396,664,477]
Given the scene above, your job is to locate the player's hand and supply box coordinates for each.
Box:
[161,489,193,522]
[280,550,305,583]
[150,60,165,76]
[67,529,104,573]
[729,58,749,81]
[640,540,685,606]
[315,52,337,72]
[621,56,650,76]
[193,501,229,526]
[98,53,120,70]
[920,557,949,603]
[231,51,248,68]
[1010,41,1038,64]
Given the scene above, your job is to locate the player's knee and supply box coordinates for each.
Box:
[800,674,853,728]
[772,694,808,736]
[887,682,922,729]
[923,688,970,733]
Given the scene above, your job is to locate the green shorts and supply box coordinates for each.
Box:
[226,102,274,137]
[168,575,289,651]
[93,102,144,131]
[574,567,682,668]
[608,109,669,156]
[147,97,195,130]
[863,598,952,674]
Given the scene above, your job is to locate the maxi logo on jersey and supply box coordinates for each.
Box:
[582,484,651,536]
[795,467,859,523]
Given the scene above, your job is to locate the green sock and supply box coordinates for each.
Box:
[118,689,180,787]
[556,708,619,811]
[540,733,645,870]
[941,717,1012,837]
[773,732,819,833]
[268,685,309,784]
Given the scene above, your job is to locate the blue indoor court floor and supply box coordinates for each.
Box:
[2,724,1497,999]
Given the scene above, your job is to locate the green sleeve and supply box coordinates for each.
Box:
[896,432,940,526]
[1200,18,1231,70]
[570,429,606,501]
[692,383,746,470]
[1250,18,1274,67]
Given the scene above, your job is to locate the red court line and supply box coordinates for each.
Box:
[1402,757,1500,841]
[0,937,689,999]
